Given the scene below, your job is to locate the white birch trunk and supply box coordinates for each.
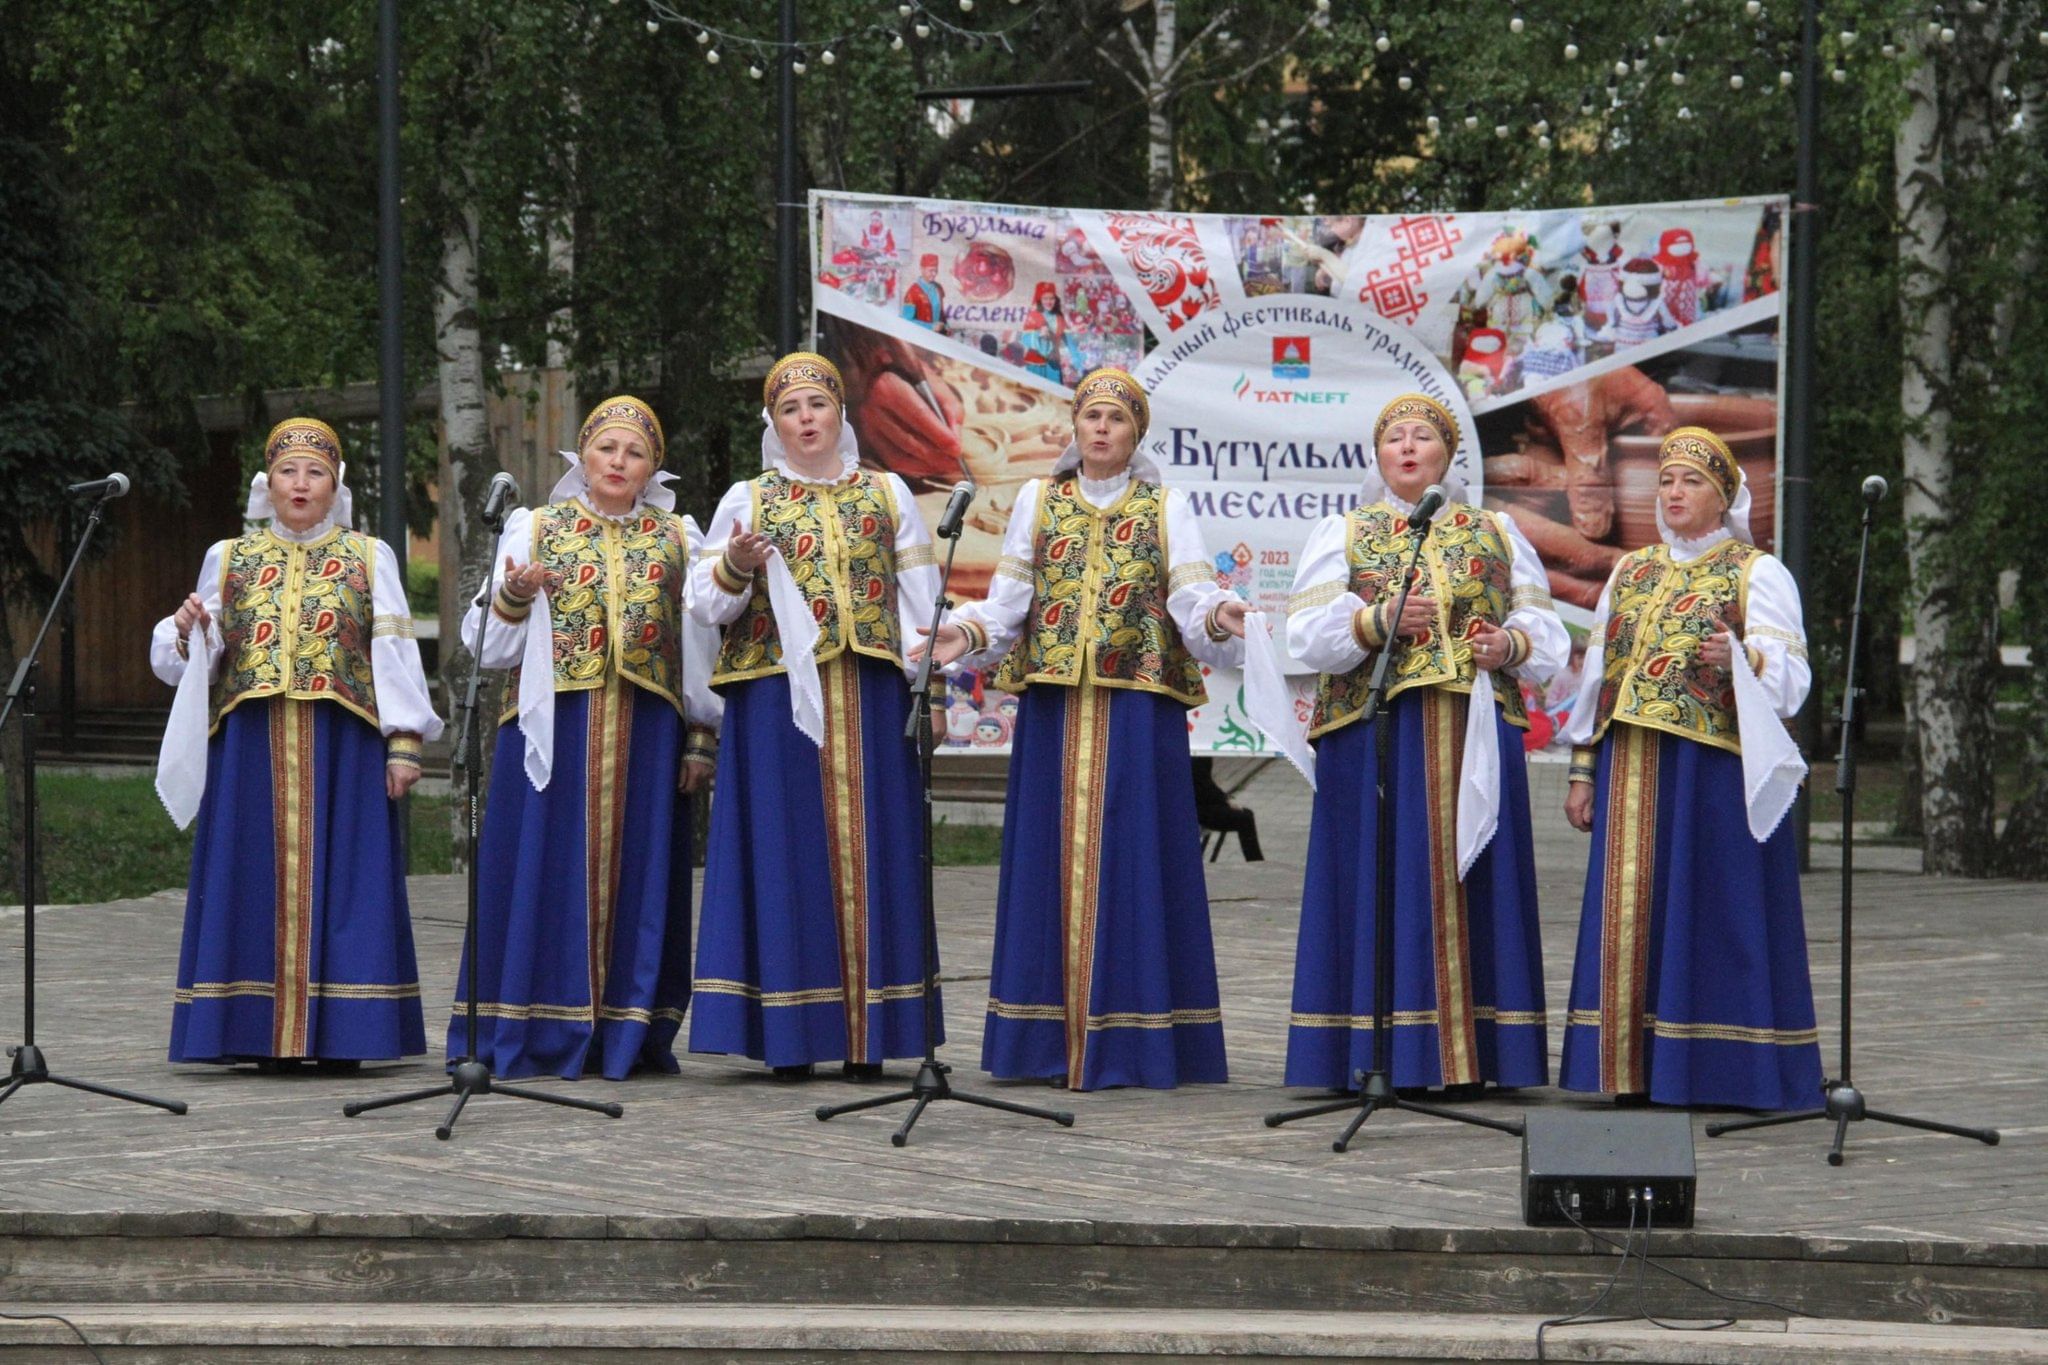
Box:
[1896,43,1995,875]
[1146,0,1177,211]
[434,196,501,861]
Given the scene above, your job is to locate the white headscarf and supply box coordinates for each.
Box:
[760,405,861,482]
[549,451,680,512]
[244,462,355,536]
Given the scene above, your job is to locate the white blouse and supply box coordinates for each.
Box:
[1558,538,1810,747]
[150,527,444,743]
[461,504,723,729]
[688,468,943,680]
[1285,493,1567,685]
[948,470,1247,672]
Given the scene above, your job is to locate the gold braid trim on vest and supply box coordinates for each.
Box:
[711,470,904,685]
[500,499,690,722]
[211,528,379,734]
[1590,539,1762,756]
[1310,502,1530,739]
[992,475,1207,708]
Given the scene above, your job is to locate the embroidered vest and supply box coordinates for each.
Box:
[1310,502,1530,739]
[711,470,904,684]
[212,528,379,733]
[1590,539,1762,755]
[502,500,689,720]
[992,475,1207,708]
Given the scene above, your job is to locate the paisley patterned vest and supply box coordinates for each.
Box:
[993,475,1207,707]
[503,500,690,719]
[212,528,379,733]
[711,469,906,684]
[1310,502,1530,738]
[1591,539,1762,755]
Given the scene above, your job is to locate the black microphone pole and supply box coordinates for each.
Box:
[1709,475,1998,1163]
[1,479,187,1116]
[816,503,1074,1144]
[345,483,624,1138]
[1265,494,1521,1149]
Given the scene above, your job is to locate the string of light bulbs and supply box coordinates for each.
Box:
[638,0,1056,76]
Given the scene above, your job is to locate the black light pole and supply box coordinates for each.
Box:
[377,0,406,567]
[777,0,800,354]
[1780,0,1819,866]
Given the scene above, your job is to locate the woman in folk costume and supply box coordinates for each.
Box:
[920,367,1248,1091]
[452,396,721,1081]
[151,418,441,1071]
[1558,428,1821,1110]
[1281,393,1565,1097]
[689,352,943,1080]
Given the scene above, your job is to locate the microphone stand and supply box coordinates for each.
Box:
[815,512,1074,1145]
[1707,484,1998,1164]
[0,486,186,1116]
[345,498,623,1139]
[1265,502,1522,1151]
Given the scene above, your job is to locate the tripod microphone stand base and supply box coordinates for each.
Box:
[1705,1079,1999,1166]
[1265,1070,1522,1153]
[816,1058,1074,1147]
[0,1043,187,1115]
[344,1059,623,1141]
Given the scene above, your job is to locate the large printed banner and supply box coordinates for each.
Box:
[810,191,1787,756]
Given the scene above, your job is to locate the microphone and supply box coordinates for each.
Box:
[1409,483,1447,528]
[1861,475,1889,505]
[481,471,519,526]
[66,472,130,499]
[935,480,975,540]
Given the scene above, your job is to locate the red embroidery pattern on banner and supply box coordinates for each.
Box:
[1358,216,1465,326]
[1103,214,1221,331]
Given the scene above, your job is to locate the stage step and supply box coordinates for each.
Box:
[0,1305,2042,1363]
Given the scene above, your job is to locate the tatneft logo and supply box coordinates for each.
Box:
[1232,369,1351,406]
[1272,335,1311,379]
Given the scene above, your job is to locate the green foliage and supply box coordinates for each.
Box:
[405,557,439,617]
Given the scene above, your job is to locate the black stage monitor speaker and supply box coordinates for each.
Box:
[1522,1110,1696,1228]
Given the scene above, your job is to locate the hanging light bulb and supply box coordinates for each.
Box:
[1745,0,1761,14]
[1881,38,1898,58]
[1494,121,1511,138]
[1840,27,1857,46]
[1532,114,1550,135]
[1537,133,1553,149]
[1779,68,1794,87]
[1564,33,1580,61]
[960,0,975,10]
[1940,25,1955,42]
[898,3,912,14]
[1653,31,1670,50]
[1677,105,1694,120]
[644,19,660,34]
[820,47,836,64]
[1831,65,1847,82]
[1464,102,1480,129]
[1730,69,1745,90]
[1633,46,1649,73]
[1579,88,1596,114]
[1614,56,1631,78]
[1509,9,1525,36]
[1426,112,1441,132]
[792,58,808,74]
[706,48,720,63]
[1375,28,1391,53]
[1316,0,1331,12]
[890,34,904,49]
[749,63,764,78]
[915,22,931,37]
[1397,70,1413,91]
[696,28,711,44]
[1671,59,1688,86]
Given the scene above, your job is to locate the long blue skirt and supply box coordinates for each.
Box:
[448,680,692,1080]
[982,684,1227,1091]
[172,698,425,1063]
[1284,686,1548,1092]
[691,656,938,1066]
[1559,724,1823,1110]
